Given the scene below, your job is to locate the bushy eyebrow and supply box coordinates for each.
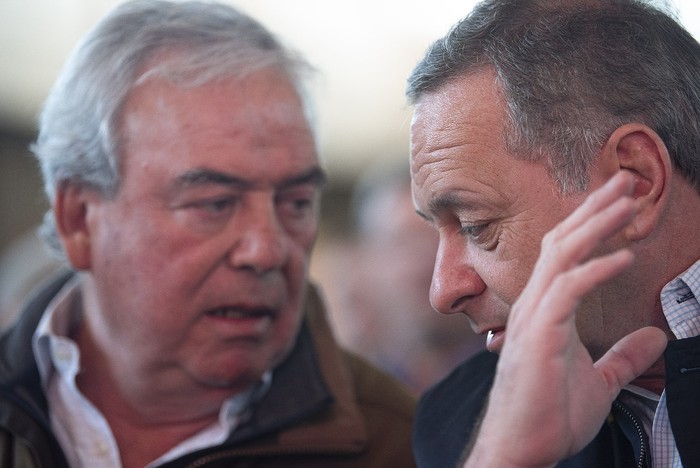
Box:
[171,166,327,193]
[416,192,482,222]
[430,192,475,214]
[278,167,327,190]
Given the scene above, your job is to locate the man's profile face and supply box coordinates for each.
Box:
[81,67,323,393]
[409,69,589,353]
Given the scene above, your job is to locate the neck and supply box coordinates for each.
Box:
[631,354,667,395]
[72,321,229,467]
[109,411,216,468]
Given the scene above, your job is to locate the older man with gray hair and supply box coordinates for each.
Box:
[0,1,416,467]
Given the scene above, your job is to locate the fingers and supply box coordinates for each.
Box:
[546,196,636,268]
[551,171,635,240]
[473,172,658,467]
[513,172,637,322]
[595,326,668,396]
[532,249,635,327]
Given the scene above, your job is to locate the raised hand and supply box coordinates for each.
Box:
[464,172,668,467]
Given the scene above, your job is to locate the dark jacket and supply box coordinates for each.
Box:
[414,346,700,468]
[0,273,417,467]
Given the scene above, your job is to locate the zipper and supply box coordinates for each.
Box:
[612,400,647,468]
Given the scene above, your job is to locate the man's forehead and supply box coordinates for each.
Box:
[120,71,311,139]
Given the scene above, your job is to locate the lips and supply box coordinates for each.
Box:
[204,305,278,338]
[206,306,276,320]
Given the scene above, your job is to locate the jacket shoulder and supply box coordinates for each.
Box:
[342,351,416,421]
[0,427,45,467]
[342,350,417,468]
[300,285,417,466]
[414,350,497,468]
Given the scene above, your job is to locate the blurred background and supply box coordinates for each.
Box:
[1,0,698,391]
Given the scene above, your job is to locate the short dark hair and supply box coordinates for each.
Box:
[407,0,700,194]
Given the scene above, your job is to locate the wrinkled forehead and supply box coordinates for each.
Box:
[408,70,521,217]
[409,94,458,192]
[128,47,316,131]
[410,69,505,150]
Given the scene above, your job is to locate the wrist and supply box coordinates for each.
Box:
[462,424,556,468]
[463,443,556,468]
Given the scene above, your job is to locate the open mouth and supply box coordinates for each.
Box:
[207,307,275,319]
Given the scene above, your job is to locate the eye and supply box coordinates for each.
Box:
[459,222,498,250]
[278,196,314,220]
[201,198,234,212]
[276,186,319,220]
[170,194,240,233]
[179,195,239,223]
[197,197,236,214]
[290,197,313,211]
[460,223,487,239]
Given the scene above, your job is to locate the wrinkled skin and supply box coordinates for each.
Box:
[59,69,324,430]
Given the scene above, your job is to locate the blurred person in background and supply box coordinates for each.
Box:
[325,162,483,393]
[0,1,416,467]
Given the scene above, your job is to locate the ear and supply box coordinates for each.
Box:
[603,123,671,241]
[54,182,99,270]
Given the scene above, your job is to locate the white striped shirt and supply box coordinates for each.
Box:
[623,258,700,468]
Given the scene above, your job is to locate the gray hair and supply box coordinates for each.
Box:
[407,0,700,194]
[33,0,316,257]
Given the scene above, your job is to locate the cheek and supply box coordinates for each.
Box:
[288,227,317,269]
[295,220,319,249]
[502,214,577,298]
[285,250,313,302]
[471,235,541,306]
[93,216,217,315]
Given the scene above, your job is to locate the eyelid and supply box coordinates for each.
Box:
[460,223,487,237]
[461,221,501,251]
[279,183,321,200]
[193,195,238,213]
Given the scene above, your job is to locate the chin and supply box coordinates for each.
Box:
[192,352,271,389]
[198,366,266,391]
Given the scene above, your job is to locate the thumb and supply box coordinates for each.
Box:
[595,327,667,397]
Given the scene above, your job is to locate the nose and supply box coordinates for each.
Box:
[429,235,486,315]
[228,200,288,274]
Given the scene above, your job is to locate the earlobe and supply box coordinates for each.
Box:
[606,124,671,241]
[54,182,96,270]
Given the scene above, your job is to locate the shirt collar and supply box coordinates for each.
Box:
[660,258,700,339]
[32,275,83,388]
[31,276,273,466]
